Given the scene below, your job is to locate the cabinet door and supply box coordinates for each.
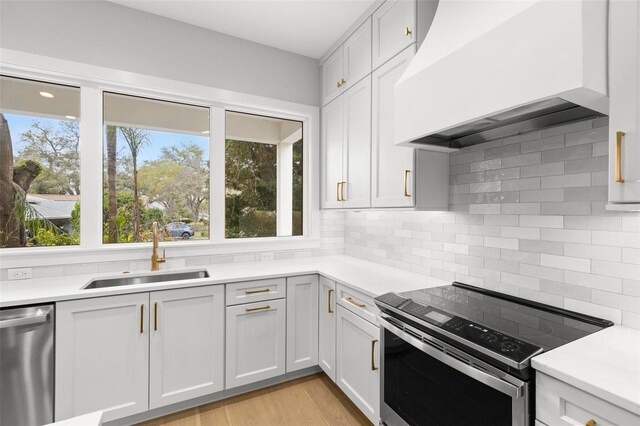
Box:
[319,276,337,381]
[322,46,344,106]
[372,45,416,208]
[336,306,380,424]
[372,0,416,69]
[226,298,286,389]
[286,275,319,372]
[609,0,640,204]
[321,97,345,209]
[342,76,372,209]
[149,286,224,409]
[343,18,372,92]
[56,293,149,422]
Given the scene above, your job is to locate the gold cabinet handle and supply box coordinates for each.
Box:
[340,78,346,87]
[404,27,412,37]
[341,181,346,201]
[346,296,365,308]
[246,305,270,313]
[337,80,342,88]
[585,420,596,426]
[154,302,158,331]
[336,182,342,201]
[328,288,334,314]
[403,169,411,197]
[140,304,144,334]
[616,131,625,183]
[371,339,379,370]
[245,288,270,295]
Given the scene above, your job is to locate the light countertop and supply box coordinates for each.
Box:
[0,255,448,308]
[532,325,640,416]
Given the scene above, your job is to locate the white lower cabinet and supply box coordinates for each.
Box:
[55,293,149,422]
[226,298,286,389]
[536,372,640,426]
[149,286,224,409]
[286,275,319,372]
[336,305,380,424]
[319,276,337,381]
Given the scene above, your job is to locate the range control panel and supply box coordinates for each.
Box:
[376,293,541,364]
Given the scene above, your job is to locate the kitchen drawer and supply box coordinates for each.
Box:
[536,372,640,426]
[225,278,286,306]
[336,284,379,325]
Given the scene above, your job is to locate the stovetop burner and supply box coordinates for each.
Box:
[375,282,613,369]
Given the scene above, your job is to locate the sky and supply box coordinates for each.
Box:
[5,113,209,164]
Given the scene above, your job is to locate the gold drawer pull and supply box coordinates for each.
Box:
[246,305,271,313]
[404,27,412,37]
[328,289,334,314]
[337,80,342,88]
[245,288,270,295]
[337,182,342,201]
[615,131,625,183]
[403,169,411,197]
[585,420,596,426]
[154,302,158,331]
[140,304,144,334]
[341,181,346,201]
[346,297,365,308]
[371,339,379,370]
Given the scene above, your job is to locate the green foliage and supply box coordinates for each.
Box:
[17,120,80,195]
[30,227,78,246]
[225,139,277,238]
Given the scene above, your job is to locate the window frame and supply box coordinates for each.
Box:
[0,50,319,267]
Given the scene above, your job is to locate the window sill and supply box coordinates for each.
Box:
[0,237,322,269]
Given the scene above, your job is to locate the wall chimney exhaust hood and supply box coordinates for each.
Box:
[394,0,609,152]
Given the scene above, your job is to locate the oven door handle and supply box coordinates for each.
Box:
[380,316,526,399]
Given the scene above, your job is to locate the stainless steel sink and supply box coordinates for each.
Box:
[83,270,210,289]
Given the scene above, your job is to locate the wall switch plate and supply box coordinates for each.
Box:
[8,268,33,280]
[261,252,274,261]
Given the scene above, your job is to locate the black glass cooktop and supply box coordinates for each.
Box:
[375,282,613,366]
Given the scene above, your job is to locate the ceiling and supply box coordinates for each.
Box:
[108,0,377,59]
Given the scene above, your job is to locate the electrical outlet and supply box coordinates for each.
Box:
[261,252,274,261]
[8,268,32,280]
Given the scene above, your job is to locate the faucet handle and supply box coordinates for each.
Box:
[161,249,166,262]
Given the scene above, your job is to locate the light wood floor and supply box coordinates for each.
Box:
[137,374,372,426]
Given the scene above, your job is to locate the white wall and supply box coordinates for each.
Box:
[0,0,320,106]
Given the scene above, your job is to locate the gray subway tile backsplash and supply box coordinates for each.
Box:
[344,119,640,329]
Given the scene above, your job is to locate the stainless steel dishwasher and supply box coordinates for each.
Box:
[0,304,54,426]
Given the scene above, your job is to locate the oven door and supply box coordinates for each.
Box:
[379,316,530,426]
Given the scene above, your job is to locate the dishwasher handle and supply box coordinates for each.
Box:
[0,310,50,329]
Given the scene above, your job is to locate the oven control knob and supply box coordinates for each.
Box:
[500,342,520,352]
[480,333,498,343]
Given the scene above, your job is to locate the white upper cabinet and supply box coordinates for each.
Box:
[226,298,286,389]
[321,77,372,209]
[372,44,416,208]
[321,97,345,208]
[55,293,149,422]
[319,276,337,381]
[342,76,372,208]
[149,286,224,409]
[372,0,416,70]
[322,47,345,107]
[609,0,640,206]
[286,275,319,372]
[322,18,372,106]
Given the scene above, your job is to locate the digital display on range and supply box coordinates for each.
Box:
[425,310,452,324]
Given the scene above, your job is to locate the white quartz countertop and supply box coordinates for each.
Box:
[0,255,448,308]
[532,325,640,416]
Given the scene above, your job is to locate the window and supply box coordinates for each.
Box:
[0,76,80,248]
[102,93,210,244]
[225,111,303,238]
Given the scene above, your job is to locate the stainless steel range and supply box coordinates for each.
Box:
[374,282,613,426]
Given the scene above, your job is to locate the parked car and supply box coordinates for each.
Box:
[166,222,195,239]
